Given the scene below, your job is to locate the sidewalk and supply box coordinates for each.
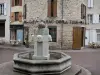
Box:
[0,45,100,52]
[0,45,33,51]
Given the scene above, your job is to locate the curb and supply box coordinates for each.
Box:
[78,65,92,75]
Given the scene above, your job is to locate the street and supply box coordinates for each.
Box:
[0,47,99,75]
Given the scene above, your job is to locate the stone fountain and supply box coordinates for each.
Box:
[13,23,72,74]
[0,23,91,75]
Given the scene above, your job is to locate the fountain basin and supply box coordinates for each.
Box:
[13,51,71,74]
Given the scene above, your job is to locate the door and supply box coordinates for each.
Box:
[73,27,82,50]
[17,29,23,42]
[10,29,16,40]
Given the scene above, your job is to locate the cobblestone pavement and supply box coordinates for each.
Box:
[0,45,100,75]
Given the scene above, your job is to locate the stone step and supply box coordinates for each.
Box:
[0,61,91,75]
[61,64,82,75]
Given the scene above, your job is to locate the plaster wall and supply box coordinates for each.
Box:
[0,0,10,43]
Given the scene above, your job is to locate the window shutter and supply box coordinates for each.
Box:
[12,0,14,7]
[10,12,15,22]
[53,0,57,17]
[18,12,22,22]
[83,5,86,19]
[93,14,99,23]
[19,0,22,6]
[90,0,93,7]
[88,0,93,8]
[4,3,7,15]
[23,4,27,19]
[48,0,51,17]
[81,4,86,19]
[88,0,91,7]
[81,4,84,19]
[85,6,86,17]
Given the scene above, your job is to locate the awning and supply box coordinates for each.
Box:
[10,25,24,29]
[0,20,6,23]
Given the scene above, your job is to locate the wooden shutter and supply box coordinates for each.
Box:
[83,5,86,19]
[18,12,22,22]
[53,0,57,17]
[81,4,86,19]
[48,0,51,17]
[73,27,82,50]
[24,4,27,19]
[12,0,14,7]
[81,4,84,19]
[19,0,22,6]
[10,12,15,22]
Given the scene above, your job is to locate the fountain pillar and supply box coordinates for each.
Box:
[32,23,52,60]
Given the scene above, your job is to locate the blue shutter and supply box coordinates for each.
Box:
[17,30,23,42]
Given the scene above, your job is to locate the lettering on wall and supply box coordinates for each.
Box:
[24,20,85,24]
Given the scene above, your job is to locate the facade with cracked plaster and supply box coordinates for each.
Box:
[10,0,24,43]
[85,0,100,46]
[24,0,87,49]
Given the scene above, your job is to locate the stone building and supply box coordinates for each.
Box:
[10,0,24,43]
[0,0,10,43]
[24,0,87,49]
[85,0,100,46]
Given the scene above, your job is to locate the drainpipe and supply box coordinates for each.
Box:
[61,0,64,49]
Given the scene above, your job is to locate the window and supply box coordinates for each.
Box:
[15,12,19,21]
[0,23,5,37]
[11,12,22,22]
[96,29,100,42]
[99,15,100,23]
[88,14,93,24]
[12,0,22,6]
[15,0,19,6]
[81,4,86,19]
[88,0,93,8]
[48,26,57,42]
[48,0,57,17]
[0,4,4,15]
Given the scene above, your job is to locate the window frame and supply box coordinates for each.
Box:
[88,14,93,24]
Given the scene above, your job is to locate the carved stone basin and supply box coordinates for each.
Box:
[13,51,71,74]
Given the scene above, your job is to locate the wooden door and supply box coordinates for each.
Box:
[73,27,82,50]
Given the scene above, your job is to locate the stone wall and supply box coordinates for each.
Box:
[24,0,87,49]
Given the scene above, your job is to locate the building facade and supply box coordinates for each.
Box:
[85,0,100,46]
[0,0,10,43]
[10,0,24,43]
[24,0,87,49]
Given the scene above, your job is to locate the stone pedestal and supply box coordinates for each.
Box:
[32,26,52,60]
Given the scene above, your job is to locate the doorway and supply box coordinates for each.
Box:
[72,27,85,50]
